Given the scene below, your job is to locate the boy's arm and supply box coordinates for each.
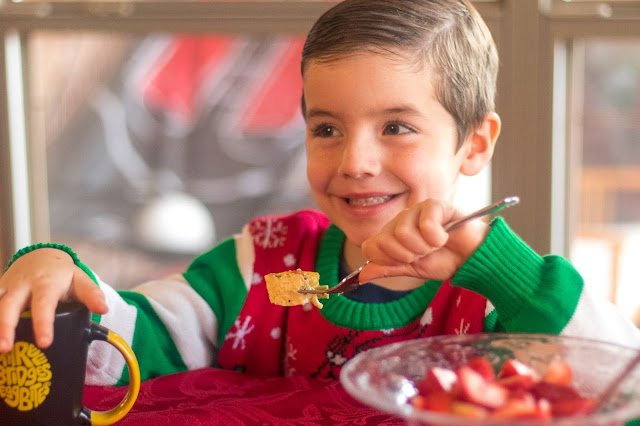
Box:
[86,234,251,385]
[452,217,640,347]
[87,275,216,385]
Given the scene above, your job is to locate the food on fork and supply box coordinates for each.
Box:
[265,269,329,309]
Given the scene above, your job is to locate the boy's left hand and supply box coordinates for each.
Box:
[359,199,489,282]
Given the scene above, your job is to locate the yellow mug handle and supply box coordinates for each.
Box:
[84,324,141,426]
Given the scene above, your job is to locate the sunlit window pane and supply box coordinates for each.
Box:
[570,40,640,324]
[31,32,312,288]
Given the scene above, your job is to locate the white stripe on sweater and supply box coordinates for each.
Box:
[235,224,255,291]
[86,278,137,385]
[134,276,217,370]
[561,286,640,348]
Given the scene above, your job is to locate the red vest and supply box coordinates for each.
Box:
[216,210,487,379]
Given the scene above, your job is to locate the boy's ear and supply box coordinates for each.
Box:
[459,112,501,176]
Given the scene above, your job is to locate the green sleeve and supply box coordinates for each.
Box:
[115,237,248,382]
[114,291,188,384]
[183,237,248,348]
[452,217,583,334]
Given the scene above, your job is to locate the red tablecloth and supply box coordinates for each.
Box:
[83,368,404,425]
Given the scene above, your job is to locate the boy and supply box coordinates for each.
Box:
[1,0,638,384]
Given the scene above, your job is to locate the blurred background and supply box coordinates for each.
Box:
[37,33,313,286]
[1,0,639,325]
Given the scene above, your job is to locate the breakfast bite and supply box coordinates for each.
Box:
[265,269,329,309]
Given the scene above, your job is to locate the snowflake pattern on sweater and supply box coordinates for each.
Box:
[216,210,488,378]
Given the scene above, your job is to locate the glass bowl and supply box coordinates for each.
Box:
[340,333,640,425]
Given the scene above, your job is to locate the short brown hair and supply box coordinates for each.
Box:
[301,0,498,145]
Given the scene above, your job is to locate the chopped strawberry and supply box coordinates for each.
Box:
[490,393,553,420]
[531,382,580,402]
[457,366,508,409]
[497,373,537,391]
[411,394,428,409]
[551,397,597,417]
[412,353,589,422]
[499,358,539,380]
[490,394,538,419]
[412,391,454,412]
[418,366,458,395]
[536,398,553,419]
[451,401,489,418]
[543,359,573,386]
[466,356,495,381]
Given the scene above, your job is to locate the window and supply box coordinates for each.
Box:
[38,32,312,287]
[566,40,640,320]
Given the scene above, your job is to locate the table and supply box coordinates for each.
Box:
[83,368,404,425]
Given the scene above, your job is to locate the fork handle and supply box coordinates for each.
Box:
[444,196,519,232]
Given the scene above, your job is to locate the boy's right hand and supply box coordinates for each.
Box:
[0,248,107,353]
[359,199,489,283]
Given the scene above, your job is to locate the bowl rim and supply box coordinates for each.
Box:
[339,332,640,425]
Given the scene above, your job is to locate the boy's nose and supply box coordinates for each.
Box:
[337,137,381,179]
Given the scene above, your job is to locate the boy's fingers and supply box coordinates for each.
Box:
[74,283,108,315]
[393,209,434,256]
[29,280,70,349]
[30,294,59,349]
[70,271,108,315]
[0,287,29,353]
[375,238,419,264]
[358,262,412,283]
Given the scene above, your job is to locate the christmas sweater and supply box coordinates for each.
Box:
[12,210,640,385]
[214,210,487,378]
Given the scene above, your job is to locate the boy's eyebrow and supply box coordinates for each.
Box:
[306,108,335,120]
[306,105,422,119]
[382,105,422,115]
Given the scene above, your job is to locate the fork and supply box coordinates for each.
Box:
[298,196,520,296]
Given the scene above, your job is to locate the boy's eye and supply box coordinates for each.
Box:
[383,122,413,135]
[311,124,340,138]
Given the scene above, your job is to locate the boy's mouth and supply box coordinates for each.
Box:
[346,195,393,207]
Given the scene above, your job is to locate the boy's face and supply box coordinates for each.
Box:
[303,52,472,246]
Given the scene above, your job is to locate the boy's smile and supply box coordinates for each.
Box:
[303,52,469,249]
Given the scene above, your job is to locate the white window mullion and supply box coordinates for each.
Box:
[5,30,31,249]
